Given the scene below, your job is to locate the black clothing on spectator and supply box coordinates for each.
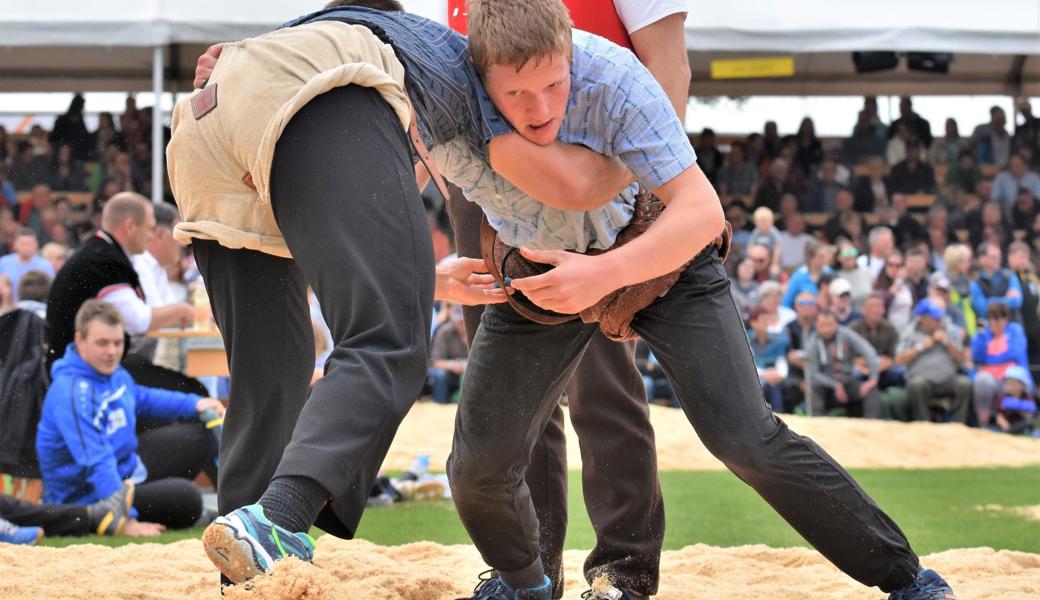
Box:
[134,420,215,529]
[0,309,49,479]
[823,211,867,244]
[0,494,90,536]
[888,114,933,148]
[888,161,936,195]
[851,176,889,213]
[697,146,724,184]
[45,230,143,369]
[754,180,799,212]
[795,139,823,174]
[49,114,92,162]
[1013,268,1040,367]
[890,215,928,248]
[48,159,89,192]
[8,155,50,190]
[1011,199,1040,232]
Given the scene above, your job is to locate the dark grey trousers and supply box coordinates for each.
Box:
[448,249,921,593]
[0,494,89,536]
[447,190,664,597]
[193,85,434,538]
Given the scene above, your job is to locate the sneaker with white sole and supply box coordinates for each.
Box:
[202,504,315,583]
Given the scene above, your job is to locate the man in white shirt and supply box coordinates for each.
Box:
[131,202,188,369]
[858,226,894,279]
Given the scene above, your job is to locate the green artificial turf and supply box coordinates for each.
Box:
[37,467,1040,555]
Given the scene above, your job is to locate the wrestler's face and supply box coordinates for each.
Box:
[484,52,571,146]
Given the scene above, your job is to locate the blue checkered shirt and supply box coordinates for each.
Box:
[433,31,696,251]
[288,7,511,153]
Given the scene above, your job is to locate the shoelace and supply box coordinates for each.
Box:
[455,569,500,600]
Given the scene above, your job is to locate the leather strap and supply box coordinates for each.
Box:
[407,102,451,204]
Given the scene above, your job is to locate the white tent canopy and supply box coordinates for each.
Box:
[0,0,1036,94]
[1,1,1037,198]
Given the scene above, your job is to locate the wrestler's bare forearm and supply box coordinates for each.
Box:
[488,132,634,211]
[600,164,724,288]
[509,164,722,314]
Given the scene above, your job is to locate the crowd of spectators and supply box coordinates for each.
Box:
[690,95,1039,432]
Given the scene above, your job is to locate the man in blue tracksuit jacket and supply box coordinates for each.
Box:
[37,300,224,532]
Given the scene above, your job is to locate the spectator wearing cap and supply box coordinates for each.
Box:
[805,309,881,418]
[971,302,1029,427]
[757,280,797,334]
[891,299,971,422]
[828,278,862,326]
[834,240,873,310]
[747,305,791,413]
[782,241,834,309]
[927,271,966,336]
[970,242,1023,323]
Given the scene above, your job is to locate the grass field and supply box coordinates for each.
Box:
[38,467,1040,555]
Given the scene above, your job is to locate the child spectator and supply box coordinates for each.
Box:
[992,365,1036,434]
[748,207,782,277]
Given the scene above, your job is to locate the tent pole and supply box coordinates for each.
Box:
[151,45,164,204]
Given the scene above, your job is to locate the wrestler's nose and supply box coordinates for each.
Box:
[528,93,551,120]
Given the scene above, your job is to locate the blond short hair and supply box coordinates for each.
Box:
[467,0,573,75]
[41,242,68,262]
[942,243,971,270]
[753,207,774,223]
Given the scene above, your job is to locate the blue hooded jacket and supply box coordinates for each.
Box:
[36,343,200,505]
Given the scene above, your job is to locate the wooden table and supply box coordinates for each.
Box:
[147,328,228,378]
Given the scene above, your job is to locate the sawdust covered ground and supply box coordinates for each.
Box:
[2,539,1038,599]
[384,403,1040,472]
[3,406,1038,599]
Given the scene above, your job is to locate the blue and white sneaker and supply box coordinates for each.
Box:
[0,516,43,545]
[457,570,552,600]
[202,504,315,583]
[888,569,956,600]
